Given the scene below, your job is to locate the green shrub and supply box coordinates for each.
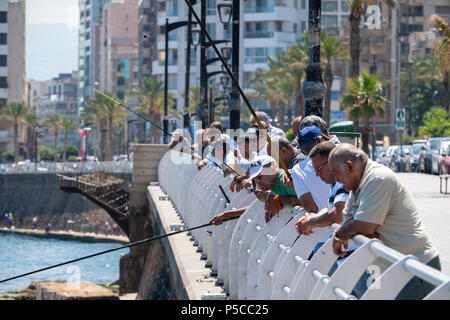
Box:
[39,147,55,161]
[1,151,14,162]
[285,129,295,143]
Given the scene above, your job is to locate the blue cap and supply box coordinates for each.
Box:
[297,126,322,151]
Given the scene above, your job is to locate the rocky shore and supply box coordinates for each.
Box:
[0,281,120,300]
[0,227,129,244]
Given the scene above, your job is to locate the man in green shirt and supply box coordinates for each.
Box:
[210,155,300,225]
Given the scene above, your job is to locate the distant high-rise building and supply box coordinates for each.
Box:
[138,0,157,83]
[99,0,140,100]
[0,0,26,156]
[142,0,351,125]
[33,72,79,149]
[78,0,109,120]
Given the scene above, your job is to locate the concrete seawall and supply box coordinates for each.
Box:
[0,172,132,218]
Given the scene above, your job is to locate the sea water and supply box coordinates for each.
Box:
[0,232,125,292]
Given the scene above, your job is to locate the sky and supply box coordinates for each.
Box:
[26,0,79,81]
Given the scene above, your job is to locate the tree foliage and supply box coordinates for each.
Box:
[418,108,450,138]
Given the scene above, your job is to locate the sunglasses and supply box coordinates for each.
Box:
[314,160,328,175]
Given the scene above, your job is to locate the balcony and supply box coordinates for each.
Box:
[244,6,275,13]
[245,30,274,39]
[244,5,294,22]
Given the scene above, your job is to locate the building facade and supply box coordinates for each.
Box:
[33,72,79,149]
[0,0,26,157]
[78,0,109,119]
[143,0,353,126]
[99,0,140,100]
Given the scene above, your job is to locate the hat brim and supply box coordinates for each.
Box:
[248,165,263,181]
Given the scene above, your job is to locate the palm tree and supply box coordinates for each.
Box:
[429,14,450,45]
[85,95,108,160]
[180,85,200,115]
[60,117,77,162]
[341,71,389,154]
[45,114,63,162]
[131,77,175,143]
[413,43,450,114]
[321,34,349,125]
[347,0,396,78]
[24,112,38,161]
[285,38,308,117]
[0,103,29,163]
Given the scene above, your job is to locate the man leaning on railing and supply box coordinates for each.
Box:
[329,143,441,300]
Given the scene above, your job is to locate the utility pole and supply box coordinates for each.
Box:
[302,0,325,118]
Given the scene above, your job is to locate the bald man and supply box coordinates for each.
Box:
[329,143,440,300]
[291,116,302,138]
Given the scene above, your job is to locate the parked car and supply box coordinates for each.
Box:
[375,146,387,164]
[425,137,450,173]
[426,137,450,174]
[395,145,413,172]
[410,143,426,172]
[384,145,399,170]
[440,141,450,175]
[411,139,427,146]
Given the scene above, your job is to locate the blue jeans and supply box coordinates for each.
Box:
[395,256,441,300]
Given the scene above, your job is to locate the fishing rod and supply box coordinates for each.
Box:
[94,89,240,176]
[0,216,239,284]
[182,0,291,179]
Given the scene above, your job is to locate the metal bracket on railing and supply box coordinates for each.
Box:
[169,224,185,231]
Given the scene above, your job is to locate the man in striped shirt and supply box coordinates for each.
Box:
[295,142,349,242]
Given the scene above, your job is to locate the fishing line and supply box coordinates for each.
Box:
[182,0,291,178]
[94,89,240,176]
[0,216,239,284]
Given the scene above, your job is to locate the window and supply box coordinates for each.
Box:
[0,55,6,67]
[167,1,178,16]
[301,0,306,9]
[187,49,196,66]
[0,12,7,23]
[0,33,7,45]
[207,24,216,39]
[207,0,216,16]
[323,1,338,12]
[0,77,7,89]
[341,1,350,12]
[117,76,125,86]
[322,15,338,28]
[301,21,306,32]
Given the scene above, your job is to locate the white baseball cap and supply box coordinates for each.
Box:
[248,155,276,180]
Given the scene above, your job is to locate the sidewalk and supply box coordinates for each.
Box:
[398,173,450,275]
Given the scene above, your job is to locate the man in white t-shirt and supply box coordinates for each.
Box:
[295,141,361,274]
[282,126,331,213]
[249,111,285,138]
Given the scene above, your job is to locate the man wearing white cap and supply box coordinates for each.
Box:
[210,155,300,225]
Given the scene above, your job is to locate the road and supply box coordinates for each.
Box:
[398,173,450,274]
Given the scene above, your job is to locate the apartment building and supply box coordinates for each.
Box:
[145,0,351,121]
[78,0,109,118]
[33,72,79,149]
[0,0,26,156]
[99,0,140,100]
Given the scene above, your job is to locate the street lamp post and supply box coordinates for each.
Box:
[302,0,325,118]
[164,17,197,144]
[183,1,194,134]
[218,0,240,130]
[370,55,378,161]
[198,0,208,129]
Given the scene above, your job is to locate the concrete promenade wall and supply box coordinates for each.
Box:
[0,172,131,219]
[120,144,171,296]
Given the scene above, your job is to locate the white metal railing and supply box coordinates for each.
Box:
[157,150,450,300]
[0,160,132,174]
